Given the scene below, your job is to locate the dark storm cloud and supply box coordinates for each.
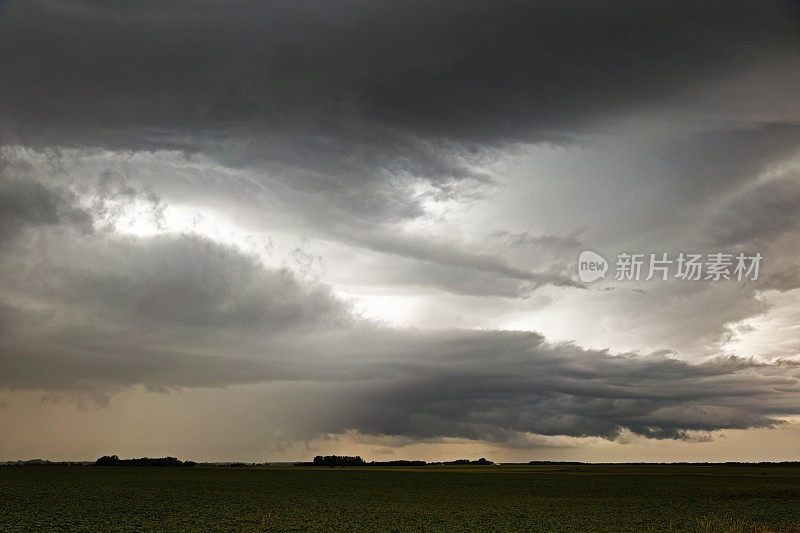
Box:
[0,160,352,339]
[0,224,359,391]
[0,175,92,241]
[0,178,60,239]
[0,180,796,443]
[0,230,351,332]
[1,157,797,445]
[220,130,495,227]
[0,188,797,442]
[3,0,799,298]
[4,310,800,442]
[2,0,800,451]
[320,332,800,441]
[2,0,798,146]
[65,236,350,329]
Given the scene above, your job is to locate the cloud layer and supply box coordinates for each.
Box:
[1,166,799,445]
[1,0,800,457]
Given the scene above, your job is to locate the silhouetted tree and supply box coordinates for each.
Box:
[311,455,365,466]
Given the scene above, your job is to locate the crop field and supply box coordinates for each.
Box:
[1,464,800,531]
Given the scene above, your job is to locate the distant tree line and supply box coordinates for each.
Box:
[95,455,196,467]
[294,455,366,467]
[528,461,584,465]
[293,456,494,467]
[525,461,800,466]
[6,457,800,468]
[439,458,494,465]
[370,460,427,466]
[0,459,93,466]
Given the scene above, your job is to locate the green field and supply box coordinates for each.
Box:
[2,465,800,531]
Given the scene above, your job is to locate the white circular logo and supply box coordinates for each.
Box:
[578,250,608,283]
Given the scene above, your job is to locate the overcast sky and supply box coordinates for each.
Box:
[2,0,800,462]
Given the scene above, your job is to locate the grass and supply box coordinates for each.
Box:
[1,464,799,531]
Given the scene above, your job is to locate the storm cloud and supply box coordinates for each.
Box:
[1,0,800,459]
[2,0,798,142]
